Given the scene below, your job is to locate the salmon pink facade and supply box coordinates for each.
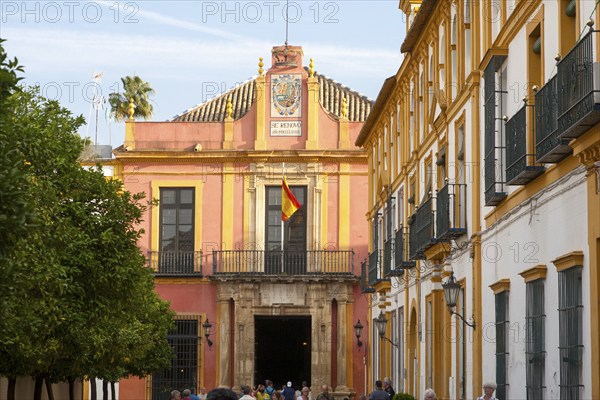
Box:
[114,45,373,400]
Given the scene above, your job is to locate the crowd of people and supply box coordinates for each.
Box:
[167,378,498,400]
[366,377,499,400]
[168,380,347,400]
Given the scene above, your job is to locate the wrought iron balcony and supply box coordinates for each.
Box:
[393,227,415,271]
[505,105,545,185]
[361,259,375,293]
[558,28,600,140]
[367,249,385,286]
[436,183,468,240]
[147,251,203,276]
[535,75,572,163]
[212,249,355,277]
[484,151,507,206]
[383,238,393,277]
[409,197,435,260]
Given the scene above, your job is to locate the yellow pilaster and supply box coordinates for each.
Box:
[470,74,483,396]
[82,377,89,400]
[255,75,267,150]
[571,129,600,399]
[224,97,234,149]
[321,171,329,247]
[307,75,319,150]
[124,121,135,150]
[339,163,350,250]
[222,163,234,250]
[346,302,354,389]
[339,98,351,149]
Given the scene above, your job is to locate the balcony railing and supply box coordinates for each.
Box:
[212,249,354,276]
[409,197,435,260]
[383,238,392,277]
[147,251,203,276]
[368,249,383,286]
[558,29,600,140]
[436,183,468,240]
[505,105,544,185]
[393,227,415,271]
[535,75,572,163]
[361,260,375,293]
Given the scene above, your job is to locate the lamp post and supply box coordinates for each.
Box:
[375,312,398,347]
[355,319,368,397]
[354,320,364,348]
[442,272,476,329]
[203,318,214,347]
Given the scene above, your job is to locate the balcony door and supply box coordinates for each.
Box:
[265,186,306,274]
[159,188,195,273]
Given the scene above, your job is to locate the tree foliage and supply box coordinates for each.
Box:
[108,75,155,122]
[0,41,174,400]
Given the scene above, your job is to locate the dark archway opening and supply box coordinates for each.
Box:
[254,316,311,390]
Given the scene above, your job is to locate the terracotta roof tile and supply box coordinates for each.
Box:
[172,69,373,122]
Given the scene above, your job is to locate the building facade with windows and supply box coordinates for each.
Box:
[357,1,600,400]
[109,45,373,400]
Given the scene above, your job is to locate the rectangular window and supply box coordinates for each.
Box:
[159,188,195,273]
[484,56,508,206]
[526,279,545,399]
[391,310,397,384]
[495,291,509,400]
[458,286,466,400]
[152,317,199,400]
[398,307,405,392]
[426,299,433,390]
[559,266,583,399]
[373,320,380,381]
[265,185,306,274]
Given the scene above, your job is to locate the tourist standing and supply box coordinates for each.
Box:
[369,381,389,400]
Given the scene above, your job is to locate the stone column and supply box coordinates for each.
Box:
[217,298,231,387]
[335,299,349,392]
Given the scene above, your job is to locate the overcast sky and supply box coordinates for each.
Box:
[2,0,406,146]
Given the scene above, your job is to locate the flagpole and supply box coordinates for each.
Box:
[281,162,285,273]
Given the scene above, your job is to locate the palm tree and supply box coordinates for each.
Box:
[108,76,155,122]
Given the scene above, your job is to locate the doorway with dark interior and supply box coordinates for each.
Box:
[254,315,311,390]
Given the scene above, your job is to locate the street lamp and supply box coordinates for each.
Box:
[374,312,398,347]
[354,319,364,348]
[203,318,214,347]
[442,272,476,329]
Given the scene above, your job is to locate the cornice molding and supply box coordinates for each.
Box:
[489,278,510,294]
[552,251,584,272]
[519,264,547,283]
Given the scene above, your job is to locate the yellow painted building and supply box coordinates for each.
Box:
[357,1,600,399]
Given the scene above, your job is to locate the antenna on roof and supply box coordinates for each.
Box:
[285,0,289,47]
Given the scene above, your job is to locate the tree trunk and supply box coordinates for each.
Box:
[102,380,108,400]
[90,378,97,400]
[33,375,44,400]
[68,377,75,400]
[45,376,54,400]
[110,382,116,400]
[7,377,16,400]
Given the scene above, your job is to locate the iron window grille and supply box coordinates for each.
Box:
[526,279,546,399]
[495,291,509,400]
[558,266,584,400]
[152,317,199,400]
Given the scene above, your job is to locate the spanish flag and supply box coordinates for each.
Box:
[282,178,301,221]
